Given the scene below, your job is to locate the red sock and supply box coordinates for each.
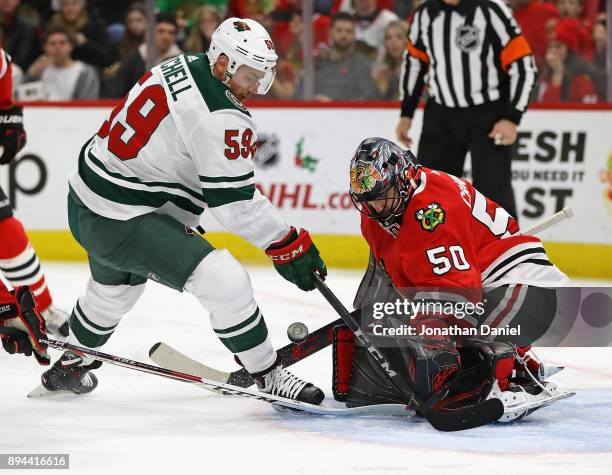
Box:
[0,217,52,312]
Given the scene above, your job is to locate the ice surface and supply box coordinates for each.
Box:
[1,263,611,474]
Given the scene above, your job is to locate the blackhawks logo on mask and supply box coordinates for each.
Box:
[233,21,251,32]
[350,161,382,194]
[415,202,445,232]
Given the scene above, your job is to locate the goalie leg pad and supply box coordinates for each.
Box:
[185,249,276,373]
[435,341,516,410]
[332,325,354,402]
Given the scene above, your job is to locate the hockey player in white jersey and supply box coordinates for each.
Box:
[38,18,326,404]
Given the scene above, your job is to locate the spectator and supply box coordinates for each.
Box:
[592,12,606,99]
[25,26,99,99]
[556,0,594,60]
[117,3,147,60]
[298,12,378,101]
[371,20,406,100]
[539,19,598,103]
[88,0,134,43]
[271,0,331,58]
[267,0,332,99]
[111,13,182,98]
[226,0,274,26]
[509,0,559,67]
[343,0,399,59]
[183,5,221,53]
[157,0,228,19]
[48,0,114,67]
[0,0,41,70]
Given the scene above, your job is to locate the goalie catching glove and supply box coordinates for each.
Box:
[0,105,27,164]
[0,283,49,365]
[266,227,327,291]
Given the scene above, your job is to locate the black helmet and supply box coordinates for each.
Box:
[349,137,421,227]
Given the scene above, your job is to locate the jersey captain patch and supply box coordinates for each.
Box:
[416,202,446,232]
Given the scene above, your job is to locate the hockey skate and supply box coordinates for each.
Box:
[28,351,101,397]
[41,305,70,338]
[252,355,325,405]
[488,348,574,422]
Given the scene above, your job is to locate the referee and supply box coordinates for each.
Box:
[396,0,537,217]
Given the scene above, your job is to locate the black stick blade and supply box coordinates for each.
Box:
[426,398,505,432]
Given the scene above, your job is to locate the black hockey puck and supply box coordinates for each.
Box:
[287,322,309,343]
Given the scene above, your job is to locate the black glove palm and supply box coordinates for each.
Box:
[0,105,27,164]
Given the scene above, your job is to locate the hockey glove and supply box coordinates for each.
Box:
[0,285,50,365]
[0,105,27,164]
[265,227,327,291]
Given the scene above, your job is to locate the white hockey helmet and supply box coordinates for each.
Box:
[207,17,278,95]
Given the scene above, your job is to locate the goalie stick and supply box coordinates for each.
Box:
[38,337,413,418]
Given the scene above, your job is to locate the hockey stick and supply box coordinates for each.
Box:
[312,273,504,431]
[39,337,413,417]
[149,317,343,387]
[519,207,573,236]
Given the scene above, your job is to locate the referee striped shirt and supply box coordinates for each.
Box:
[399,0,537,124]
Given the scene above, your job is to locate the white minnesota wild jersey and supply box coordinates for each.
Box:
[69,53,289,249]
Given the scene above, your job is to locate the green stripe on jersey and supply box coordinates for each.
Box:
[202,184,255,208]
[184,53,251,117]
[199,171,254,183]
[78,146,205,216]
[88,152,204,202]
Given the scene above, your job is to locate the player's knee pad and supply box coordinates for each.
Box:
[68,278,146,347]
[184,249,256,329]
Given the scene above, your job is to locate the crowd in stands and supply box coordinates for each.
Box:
[0,0,608,102]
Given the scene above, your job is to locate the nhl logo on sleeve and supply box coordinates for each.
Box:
[415,202,446,232]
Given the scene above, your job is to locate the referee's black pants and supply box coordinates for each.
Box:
[417,99,517,218]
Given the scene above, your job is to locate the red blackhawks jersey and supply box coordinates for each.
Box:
[361,168,568,292]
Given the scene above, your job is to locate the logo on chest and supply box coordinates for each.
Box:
[455,25,481,53]
[415,202,446,232]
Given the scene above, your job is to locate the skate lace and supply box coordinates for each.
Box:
[513,346,554,397]
[265,367,308,400]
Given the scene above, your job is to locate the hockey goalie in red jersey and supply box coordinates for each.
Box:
[333,137,572,421]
